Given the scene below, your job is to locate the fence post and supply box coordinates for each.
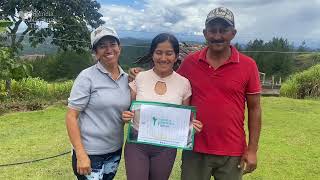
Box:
[272,76,274,89]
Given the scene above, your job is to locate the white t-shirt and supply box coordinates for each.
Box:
[130,69,192,104]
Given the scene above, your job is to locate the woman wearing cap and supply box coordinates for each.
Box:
[122,33,203,180]
[66,26,131,180]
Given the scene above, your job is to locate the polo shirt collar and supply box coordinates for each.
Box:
[96,61,125,76]
[199,45,240,64]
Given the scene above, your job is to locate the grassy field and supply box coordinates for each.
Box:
[0,97,319,179]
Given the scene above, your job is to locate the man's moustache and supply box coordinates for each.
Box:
[209,40,224,44]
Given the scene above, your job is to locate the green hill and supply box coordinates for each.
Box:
[294,53,320,72]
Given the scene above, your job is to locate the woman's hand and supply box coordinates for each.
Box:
[128,67,144,82]
[122,110,134,123]
[66,108,91,175]
[192,119,203,133]
[76,150,91,175]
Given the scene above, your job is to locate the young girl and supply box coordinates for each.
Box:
[122,33,202,180]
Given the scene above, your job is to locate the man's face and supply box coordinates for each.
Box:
[203,21,236,52]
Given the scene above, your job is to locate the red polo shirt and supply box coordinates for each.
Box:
[177,46,261,156]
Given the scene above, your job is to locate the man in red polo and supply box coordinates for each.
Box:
[178,7,262,180]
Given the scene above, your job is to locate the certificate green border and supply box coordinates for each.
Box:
[127,100,196,150]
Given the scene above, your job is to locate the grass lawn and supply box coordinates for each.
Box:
[0,97,320,179]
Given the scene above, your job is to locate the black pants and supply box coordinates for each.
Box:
[72,149,122,180]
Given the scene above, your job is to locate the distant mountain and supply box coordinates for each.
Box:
[304,41,320,50]
[20,39,58,55]
[121,37,150,45]
[16,36,152,55]
[118,30,205,44]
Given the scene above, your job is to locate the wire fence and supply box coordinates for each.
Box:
[0,151,71,168]
[4,21,320,42]
[1,34,319,54]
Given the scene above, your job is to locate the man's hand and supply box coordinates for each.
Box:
[242,94,261,174]
[239,149,257,174]
[76,151,91,175]
[192,119,203,133]
[128,67,144,82]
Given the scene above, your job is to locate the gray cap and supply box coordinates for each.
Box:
[205,7,235,27]
[90,26,120,46]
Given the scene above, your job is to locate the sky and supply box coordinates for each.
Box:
[97,0,320,47]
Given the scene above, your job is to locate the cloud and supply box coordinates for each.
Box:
[232,0,320,42]
[100,1,212,35]
[99,0,320,44]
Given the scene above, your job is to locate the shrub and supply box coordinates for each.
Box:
[280,64,320,99]
[29,56,54,80]
[0,78,73,113]
[48,80,73,100]
[29,51,93,81]
[25,99,46,111]
[0,80,7,101]
[9,77,73,101]
[10,77,49,100]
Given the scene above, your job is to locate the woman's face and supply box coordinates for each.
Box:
[95,37,121,66]
[152,40,177,74]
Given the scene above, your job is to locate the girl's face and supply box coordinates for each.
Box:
[152,40,177,74]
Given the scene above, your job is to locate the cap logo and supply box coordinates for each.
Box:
[94,29,102,36]
[209,7,233,22]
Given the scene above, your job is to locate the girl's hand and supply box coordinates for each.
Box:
[192,119,203,133]
[122,111,134,123]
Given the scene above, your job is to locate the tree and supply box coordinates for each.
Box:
[0,0,104,54]
[243,38,295,78]
[246,39,266,72]
[265,38,294,77]
[233,42,243,51]
[0,0,104,96]
[0,47,32,96]
[297,41,309,52]
[0,20,11,45]
[0,20,12,32]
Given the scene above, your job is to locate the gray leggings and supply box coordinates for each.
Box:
[124,142,177,180]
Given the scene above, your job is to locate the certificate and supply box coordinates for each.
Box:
[127,101,196,150]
